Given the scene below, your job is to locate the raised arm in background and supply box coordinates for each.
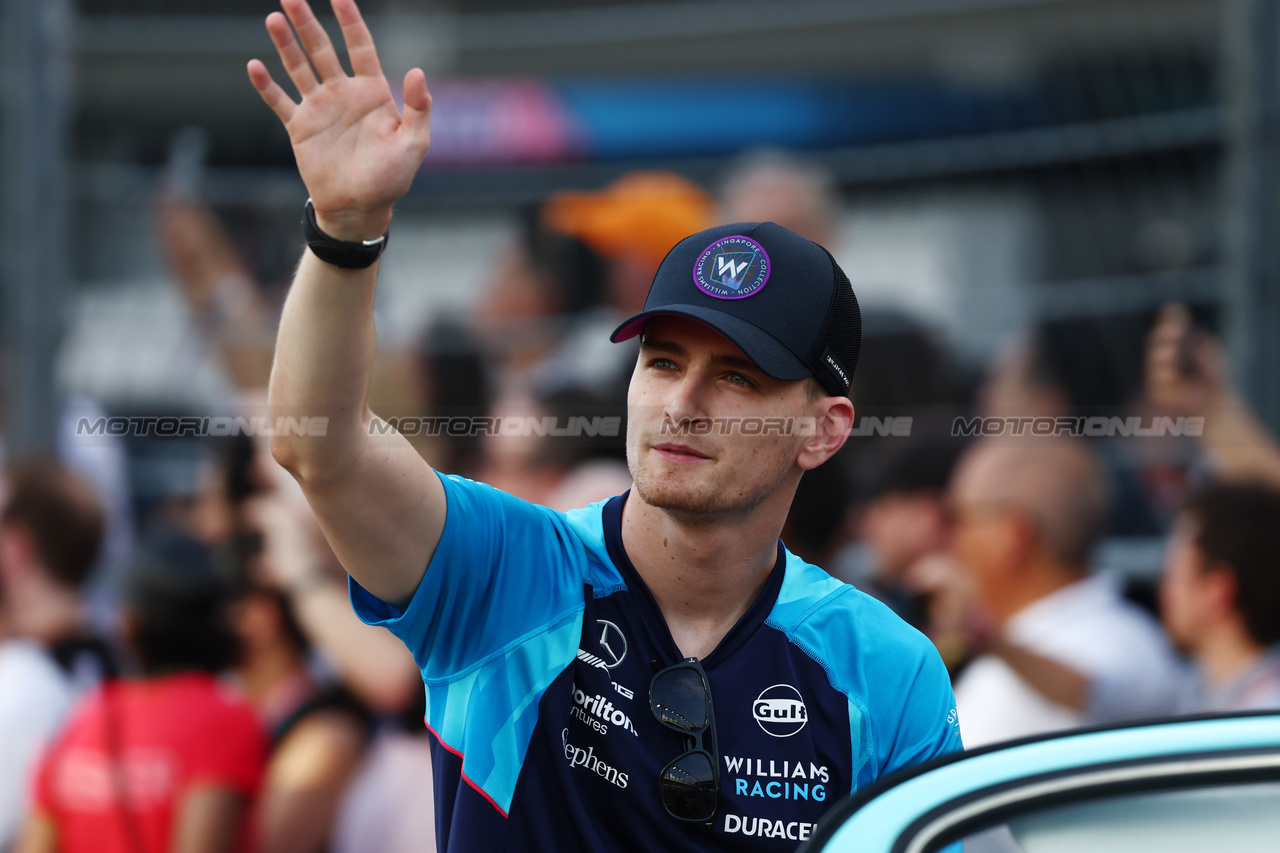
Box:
[1146,303,1280,487]
[156,195,276,393]
[248,0,443,605]
[248,463,421,713]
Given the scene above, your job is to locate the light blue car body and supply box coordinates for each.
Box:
[808,713,1280,852]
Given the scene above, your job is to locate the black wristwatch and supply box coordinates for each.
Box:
[302,198,389,269]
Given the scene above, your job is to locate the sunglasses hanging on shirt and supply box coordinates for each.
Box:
[649,657,720,824]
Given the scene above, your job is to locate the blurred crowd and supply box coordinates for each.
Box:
[2,151,1280,853]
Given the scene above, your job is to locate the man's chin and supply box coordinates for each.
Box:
[632,476,722,516]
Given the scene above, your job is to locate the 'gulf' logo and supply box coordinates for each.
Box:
[753,684,808,737]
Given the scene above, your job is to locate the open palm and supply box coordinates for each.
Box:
[247,0,431,239]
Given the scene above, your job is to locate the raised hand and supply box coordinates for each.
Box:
[247,0,431,241]
[1145,303,1228,411]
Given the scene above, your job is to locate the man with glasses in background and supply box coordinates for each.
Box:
[247,1,962,849]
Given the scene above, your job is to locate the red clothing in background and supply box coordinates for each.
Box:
[32,672,267,853]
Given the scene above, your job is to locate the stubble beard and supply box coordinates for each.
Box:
[627,432,794,523]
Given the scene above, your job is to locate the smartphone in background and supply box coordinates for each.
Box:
[1170,303,1219,382]
[163,125,209,201]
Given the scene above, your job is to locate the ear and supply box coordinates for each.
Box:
[0,524,37,581]
[979,510,1037,581]
[1006,512,1040,569]
[797,397,855,471]
[1201,561,1239,620]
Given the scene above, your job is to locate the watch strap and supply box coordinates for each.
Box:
[302,198,389,269]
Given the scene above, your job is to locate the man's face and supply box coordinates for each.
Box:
[625,316,814,520]
[860,492,950,579]
[1159,516,1212,653]
[947,448,1024,601]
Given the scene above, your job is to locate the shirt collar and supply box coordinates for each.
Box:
[601,491,786,669]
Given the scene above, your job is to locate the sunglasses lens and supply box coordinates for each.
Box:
[660,750,717,822]
[650,666,709,732]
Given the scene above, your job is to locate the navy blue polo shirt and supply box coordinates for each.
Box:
[352,473,962,851]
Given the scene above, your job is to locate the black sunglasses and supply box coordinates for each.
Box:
[649,657,719,823]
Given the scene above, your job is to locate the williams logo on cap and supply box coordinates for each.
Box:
[693,235,771,300]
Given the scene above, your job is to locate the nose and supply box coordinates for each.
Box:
[663,369,711,431]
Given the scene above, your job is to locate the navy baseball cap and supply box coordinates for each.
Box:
[610,221,862,397]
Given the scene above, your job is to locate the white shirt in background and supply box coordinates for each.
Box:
[954,574,1183,748]
[333,730,437,853]
[0,639,75,848]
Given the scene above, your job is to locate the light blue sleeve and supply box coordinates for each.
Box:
[876,642,965,777]
[348,472,591,681]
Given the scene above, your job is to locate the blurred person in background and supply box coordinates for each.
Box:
[193,436,377,853]
[409,319,493,479]
[535,172,714,391]
[980,319,1168,538]
[541,171,713,319]
[717,151,841,250]
[820,314,976,668]
[0,463,113,851]
[475,384,631,511]
[984,481,1280,719]
[1126,480,1280,710]
[948,437,1182,747]
[245,455,434,853]
[244,449,422,719]
[470,203,607,382]
[837,432,975,674]
[18,532,266,853]
[137,434,391,853]
[156,194,277,395]
[472,172,712,402]
[840,435,962,626]
[231,540,370,853]
[1146,302,1280,487]
[840,311,973,508]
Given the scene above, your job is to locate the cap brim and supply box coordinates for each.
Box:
[610,306,811,382]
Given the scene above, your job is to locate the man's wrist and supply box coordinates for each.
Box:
[304,199,391,270]
[312,205,394,244]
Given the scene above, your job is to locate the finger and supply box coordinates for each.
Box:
[332,0,383,78]
[400,68,433,151]
[266,12,319,96]
[282,0,346,81]
[1157,302,1190,335]
[1146,303,1186,352]
[248,59,298,123]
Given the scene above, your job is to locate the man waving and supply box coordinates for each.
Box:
[249,3,961,850]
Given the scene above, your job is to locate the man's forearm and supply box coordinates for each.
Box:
[990,636,1090,712]
[269,247,380,483]
[1200,392,1280,486]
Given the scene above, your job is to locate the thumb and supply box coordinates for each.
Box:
[401,68,433,152]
